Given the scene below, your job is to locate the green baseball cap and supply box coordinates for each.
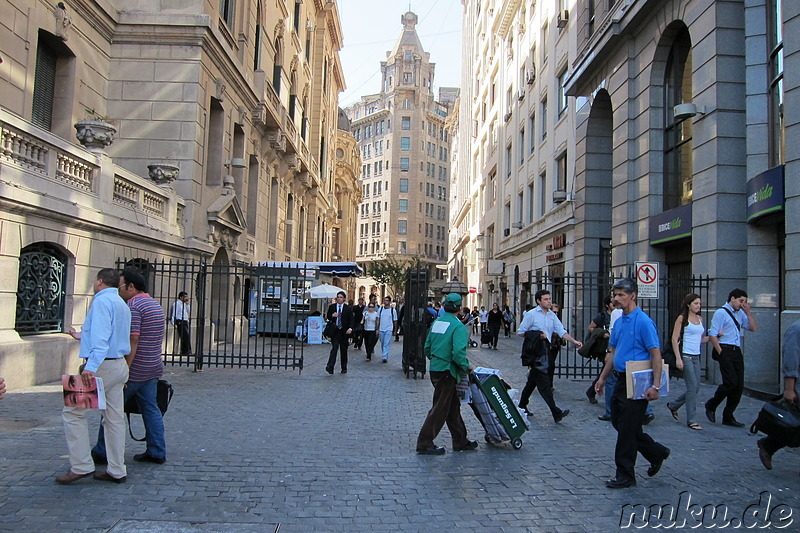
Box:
[444,293,463,306]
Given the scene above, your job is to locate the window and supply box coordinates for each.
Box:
[769,0,784,166]
[519,128,525,165]
[557,71,568,117]
[32,31,74,134]
[400,158,409,172]
[399,199,408,213]
[398,220,408,234]
[401,137,410,150]
[528,113,536,154]
[506,145,513,179]
[403,72,413,84]
[401,116,411,130]
[662,26,693,210]
[220,0,234,28]
[538,172,547,216]
[398,241,407,254]
[541,23,549,64]
[399,178,409,192]
[527,182,535,223]
[541,97,548,140]
[15,243,68,335]
[556,151,568,192]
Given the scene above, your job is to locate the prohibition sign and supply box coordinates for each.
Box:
[635,262,659,299]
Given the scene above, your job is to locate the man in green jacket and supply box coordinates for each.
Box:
[416,292,478,455]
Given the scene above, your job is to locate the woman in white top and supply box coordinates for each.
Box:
[362,303,379,361]
[667,293,711,430]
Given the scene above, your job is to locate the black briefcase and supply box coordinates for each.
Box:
[125,379,174,416]
[750,396,800,448]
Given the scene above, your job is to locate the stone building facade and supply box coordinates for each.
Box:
[0,0,358,388]
[452,0,578,313]
[344,12,457,299]
[566,0,796,393]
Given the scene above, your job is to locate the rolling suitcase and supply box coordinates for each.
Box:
[480,329,492,347]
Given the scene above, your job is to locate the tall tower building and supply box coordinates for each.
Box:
[344,12,457,298]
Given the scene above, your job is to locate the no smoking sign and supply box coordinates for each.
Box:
[635,262,659,299]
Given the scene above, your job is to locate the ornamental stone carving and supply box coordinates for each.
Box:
[147,163,180,187]
[74,120,116,151]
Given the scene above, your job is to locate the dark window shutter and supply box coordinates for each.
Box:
[32,41,56,131]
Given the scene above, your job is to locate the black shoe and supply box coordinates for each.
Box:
[554,409,570,423]
[134,452,166,464]
[722,419,745,428]
[453,440,479,451]
[586,391,598,404]
[757,439,773,470]
[598,415,612,421]
[325,366,334,375]
[648,448,670,477]
[606,477,636,489]
[93,471,127,484]
[519,405,533,417]
[91,450,107,465]
[341,369,347,374]
[643,413,655,425]
[705,405,716,423]
[416,446,446,455]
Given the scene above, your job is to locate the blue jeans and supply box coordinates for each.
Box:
[378,330,393,360]
[604,372,653,418]
[670,354,701,425]
[94,378,166,459]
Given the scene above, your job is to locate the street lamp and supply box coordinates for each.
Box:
[441,276,468,296]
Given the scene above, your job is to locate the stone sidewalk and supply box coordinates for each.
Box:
[0,334,798,532]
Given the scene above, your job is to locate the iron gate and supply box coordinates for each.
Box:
[118,258,305,371]
[525,272,712,380]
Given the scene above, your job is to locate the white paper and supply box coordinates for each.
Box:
[431,321,450,334]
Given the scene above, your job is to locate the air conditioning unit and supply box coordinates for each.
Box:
[306,20,314,31]
[526,68,536,85]
[503,110,512,122]
[557,10,569,28]
[503,228,510,237]
[518,88,525,101]
[553,189,568,203]
[511,221,523,229]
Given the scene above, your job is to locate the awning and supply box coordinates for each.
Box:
[255,261,363,277]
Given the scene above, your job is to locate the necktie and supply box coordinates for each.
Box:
[337,305,342,328]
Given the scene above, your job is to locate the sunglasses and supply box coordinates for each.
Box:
[368,306,375,308]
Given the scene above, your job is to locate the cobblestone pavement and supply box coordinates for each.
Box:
[1,334,798,532]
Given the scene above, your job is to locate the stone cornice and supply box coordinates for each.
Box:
[71,0,118,43]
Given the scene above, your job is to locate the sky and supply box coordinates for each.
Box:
[337,0,463,107]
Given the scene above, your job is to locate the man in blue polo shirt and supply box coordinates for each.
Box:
[594,278,670,489]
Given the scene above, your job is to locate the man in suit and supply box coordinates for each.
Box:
[326,290,353,374]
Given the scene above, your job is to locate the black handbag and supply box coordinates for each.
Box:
[750,396,800,448]
[660,342,684,379]
[323,321,338,339]
[125,379,174,441]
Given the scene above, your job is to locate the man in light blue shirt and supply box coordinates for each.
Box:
[705,288,758,427]
[516,290,582,421]
[58,268,131,485]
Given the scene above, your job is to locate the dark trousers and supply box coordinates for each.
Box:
[363,330,378,358]
[416,370,469,450]
[488,324,500,348]
[706,345,745,422]
[352,326,364,349]
[547,350,560,386]
[611,375,668,482]
[175,320,191,355]
[519,366,562,418]
[760,434,788,456]
[326,329,349,371]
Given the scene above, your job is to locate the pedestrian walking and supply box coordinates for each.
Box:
[705,288,758,427]
[472,306,480,335]
[479,306,488,333]
[516,290,582,422]
[756,318,800,472]
[351,297,366,350]
[325,291,353,374]
[666,293,711,431]
[395,296,405,342]
[376,296,398,363]
[362,302,379,361]
[416,292,478,455]
[487,303,503,349]
[585,294,613,406]
[58,268,131,485]
[594,278,670,489]
[502,305,514,337]
[91,267,167,465]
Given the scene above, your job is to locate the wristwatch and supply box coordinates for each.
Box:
[651,385,661,391]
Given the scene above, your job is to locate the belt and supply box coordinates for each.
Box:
[720,344,741,349]
[612,370,624,378]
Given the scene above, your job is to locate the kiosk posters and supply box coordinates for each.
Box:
[307,316,324,344]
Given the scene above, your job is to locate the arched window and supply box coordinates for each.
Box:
[15,243,68,335]
[124,258,154,295]
[662,26,693,210]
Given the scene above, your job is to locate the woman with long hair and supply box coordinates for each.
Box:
[666,293,711,430]
[362,303,379,362]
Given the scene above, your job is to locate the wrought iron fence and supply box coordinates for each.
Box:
[528,272,712,380]
[118,258,305,372]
